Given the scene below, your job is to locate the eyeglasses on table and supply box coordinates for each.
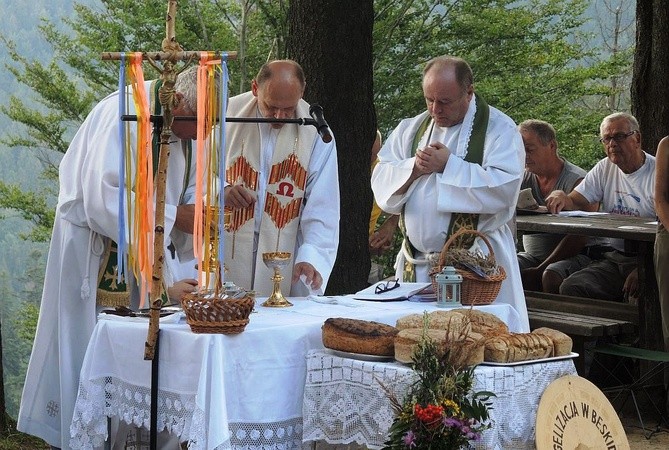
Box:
[375,278,400,294]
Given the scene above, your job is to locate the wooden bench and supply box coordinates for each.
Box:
[525,291,638,374]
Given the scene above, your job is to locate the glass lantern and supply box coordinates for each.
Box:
[435,266,462,307]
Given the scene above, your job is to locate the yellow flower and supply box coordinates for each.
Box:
[441,399,461,416]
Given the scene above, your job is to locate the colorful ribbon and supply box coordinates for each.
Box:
[117,53,127,284]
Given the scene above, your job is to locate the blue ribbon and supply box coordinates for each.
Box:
[117,53,127,283]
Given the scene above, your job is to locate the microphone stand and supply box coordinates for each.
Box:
[122,115,319,126]
[121,115,331,141]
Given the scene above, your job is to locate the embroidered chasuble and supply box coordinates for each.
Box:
[401,94,490,281]
[225,92,316,295]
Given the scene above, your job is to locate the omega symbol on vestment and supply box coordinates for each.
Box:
[277,181,294,197]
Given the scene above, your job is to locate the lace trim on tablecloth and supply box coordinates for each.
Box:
[69,376,200,449]
[70,376,303,450]
[302,351,577,450]
[228,418,303,449]
[303,354,416,448]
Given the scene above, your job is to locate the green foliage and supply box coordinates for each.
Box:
[0,34,94,155]
[0,248,45,419]
[0,184,54,242]
[0,415,49,449]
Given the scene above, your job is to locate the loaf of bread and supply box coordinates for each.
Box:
[449,331,485,367]
[427,310,472,338]
[451,309,509,336]
[532,327,573,356]
[394,328,448,363]
[395,313,426,330]
[394,328,484,367]
[322,317,399,356]
[396,310,472,338]
[484,333,553,363]
[396,311,463,330]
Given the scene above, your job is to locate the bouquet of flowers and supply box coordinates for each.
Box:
[383,316,494,449]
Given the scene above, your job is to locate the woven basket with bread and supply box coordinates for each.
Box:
[429,229,506,306]
[181,290,255,334]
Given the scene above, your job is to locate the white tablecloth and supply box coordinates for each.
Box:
[302,350,577,450]
[69,295,523,450]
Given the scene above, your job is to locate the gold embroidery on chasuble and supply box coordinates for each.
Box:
[96,240,131,307]
[226,150,259,237]
[265,152,307,230]
[225,137,308,295]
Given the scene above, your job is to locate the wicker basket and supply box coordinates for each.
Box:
[429,229,506,306]
[181,291,255,334]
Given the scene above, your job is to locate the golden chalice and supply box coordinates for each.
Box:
[261,252,292,307]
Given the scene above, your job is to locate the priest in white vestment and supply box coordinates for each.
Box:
[17,67,208,449]
[371,56,529,331]
[223,60,340,297]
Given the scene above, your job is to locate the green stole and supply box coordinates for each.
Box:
[400,94,490,282]
[96,80,192,307]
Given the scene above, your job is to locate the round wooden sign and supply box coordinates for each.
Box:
[535,375,629,450]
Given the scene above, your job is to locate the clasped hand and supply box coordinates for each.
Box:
[415,142,450,175]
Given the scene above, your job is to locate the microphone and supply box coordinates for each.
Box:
[308,104,333,143]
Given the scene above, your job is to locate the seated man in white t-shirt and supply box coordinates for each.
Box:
[546,112,656,302]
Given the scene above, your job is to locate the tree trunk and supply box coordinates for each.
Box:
[631,1,669,157]
[0,321,6,432]
[286,1,376,295]
[631,1,668,352]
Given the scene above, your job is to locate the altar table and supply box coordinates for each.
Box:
[302,349,577,450]
[69,296,523,450]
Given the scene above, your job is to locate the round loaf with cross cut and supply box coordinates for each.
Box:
[322,317,399,356]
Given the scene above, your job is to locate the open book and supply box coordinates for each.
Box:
[352,282,432,301]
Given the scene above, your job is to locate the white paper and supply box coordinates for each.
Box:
[557,211,609,217]
[549,222,591,227]
[307,295,361,307]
